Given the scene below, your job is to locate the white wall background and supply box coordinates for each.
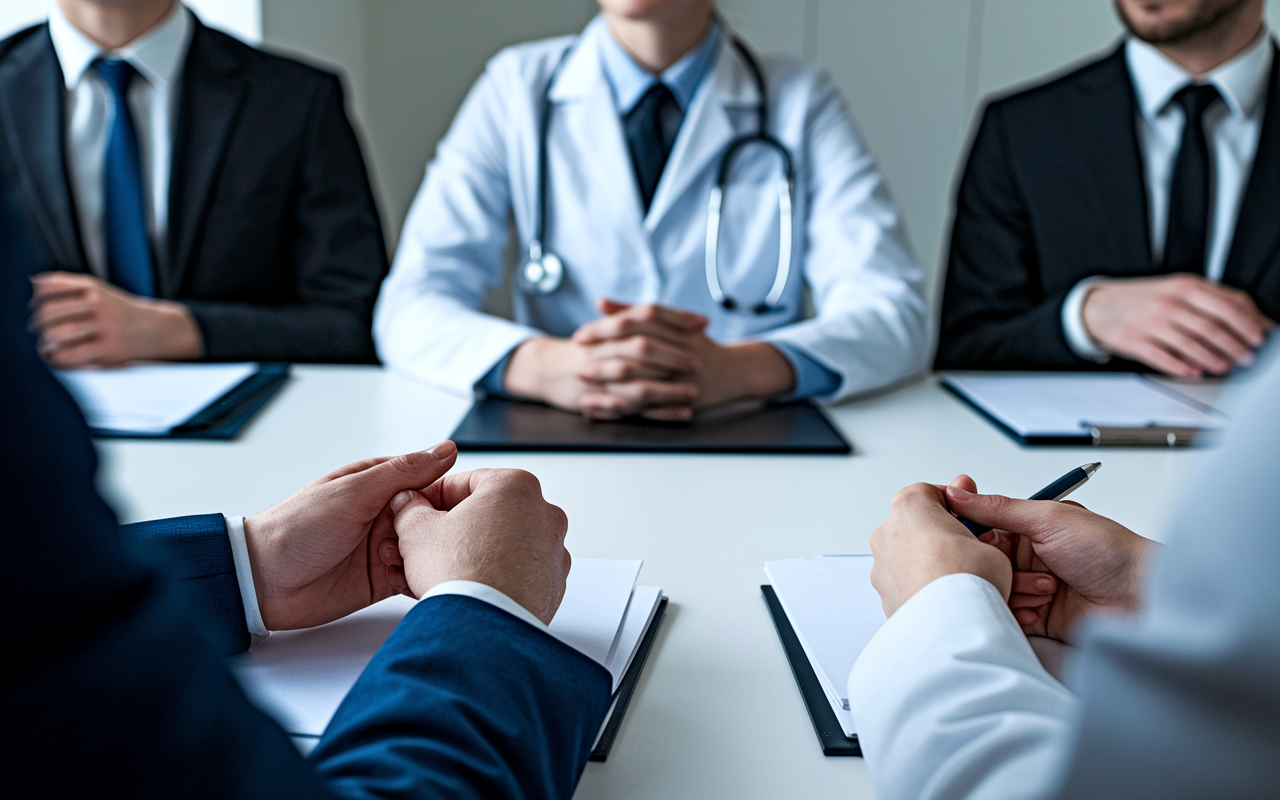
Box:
[6,1,1278,306]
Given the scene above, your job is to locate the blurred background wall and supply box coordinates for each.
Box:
[6,1,1278,310]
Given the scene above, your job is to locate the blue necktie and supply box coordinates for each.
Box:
[93,59,155,297]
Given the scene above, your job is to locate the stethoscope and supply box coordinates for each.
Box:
[518,33,796,315]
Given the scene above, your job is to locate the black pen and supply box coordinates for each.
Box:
[961,462,1101,536]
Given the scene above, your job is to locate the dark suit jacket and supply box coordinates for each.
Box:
[0,205,611,798]
[935,43,1280,370]
[0,17,388,363]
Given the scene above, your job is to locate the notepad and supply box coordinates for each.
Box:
[765,556,886,738]
[229,559,664,739]
[942,373,1225,444]
[55,363,258,434]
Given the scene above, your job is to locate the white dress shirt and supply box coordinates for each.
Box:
[1062,30,1274,361]
[48,3,192,279]
[849,341,1280,799]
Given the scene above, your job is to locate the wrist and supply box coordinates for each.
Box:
[141,299,205,361]
[726,342,795,400]
[503,338,560,401]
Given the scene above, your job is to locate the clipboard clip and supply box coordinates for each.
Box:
[1085,424,1220,447]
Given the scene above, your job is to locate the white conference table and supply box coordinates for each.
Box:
[97,366,1213,799]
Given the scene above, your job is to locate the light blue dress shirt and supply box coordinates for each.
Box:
[479,22,839,400]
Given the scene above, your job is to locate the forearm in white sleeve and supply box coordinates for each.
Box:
[373,64,541,394]
[760,68,929,402]
[849,573,1077,800]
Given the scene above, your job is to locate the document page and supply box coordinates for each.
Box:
[943,373,1224,438]
[765,556,886,738]
[55,363,257,434]
[230,559,657,736]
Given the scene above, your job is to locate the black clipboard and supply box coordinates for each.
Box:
[451,398,852,454]
[89,363,290,440]
[590,597,668,761]
[761,585,861,757]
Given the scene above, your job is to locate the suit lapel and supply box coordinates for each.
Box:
[0,26,86,270]
[1065,46,1155,275]
[166,21,245,296]
[1222,43,1280,293]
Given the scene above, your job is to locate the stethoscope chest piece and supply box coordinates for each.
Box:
[518,241,564,295]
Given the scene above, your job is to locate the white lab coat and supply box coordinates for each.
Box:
[848,345,1280,799]
[374,18,928,400]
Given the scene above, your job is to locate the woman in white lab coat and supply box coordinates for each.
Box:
[374,0,928,420]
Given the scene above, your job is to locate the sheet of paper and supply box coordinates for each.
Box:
[604,585,663,692]
[55,363,257,434]
[766,556,886,738]
[943,373,1224,438]
[230,559,651,737]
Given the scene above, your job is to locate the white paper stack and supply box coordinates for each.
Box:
[230,559,663,738]
[55,363,257,434]
[765,556,886,738]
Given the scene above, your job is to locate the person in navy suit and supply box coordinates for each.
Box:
[0,201,611,797]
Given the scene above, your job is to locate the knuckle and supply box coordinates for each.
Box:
[638,305,660,322]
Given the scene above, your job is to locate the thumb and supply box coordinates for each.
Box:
[945,485,1061,541]
[597,297,631,315]
[346,441,458,507]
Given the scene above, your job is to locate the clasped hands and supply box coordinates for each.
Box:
[870,475,1155,644]
[504,298,795,420]
[240,440,571,631]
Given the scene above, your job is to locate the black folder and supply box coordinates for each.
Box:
[89,363,290,440]
[451,398,852,454]
[589,597,668,762]
[762,585,861,757]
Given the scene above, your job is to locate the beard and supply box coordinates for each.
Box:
[1114,0,1252,45]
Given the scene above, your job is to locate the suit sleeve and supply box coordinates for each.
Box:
[848,573,1076,800]
[759,68,930,401]
[934,103,1082,370]
[184,74,388,364]
[312,595,613,800]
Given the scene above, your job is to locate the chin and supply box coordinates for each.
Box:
[597,0,710,22]
[1114,0,1251,44]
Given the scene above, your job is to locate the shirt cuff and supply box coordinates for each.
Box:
[1061,278,1113,363]
[771,342,842,400]
[420,580,550,633]
[473,351,515,400]
[224,515,270,646]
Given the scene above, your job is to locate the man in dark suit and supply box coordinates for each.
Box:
[1,201,610,797]
[0,0,387,366]
[936,0,1278,377]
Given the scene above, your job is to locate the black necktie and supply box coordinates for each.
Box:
[1163,83,1221,274]
[625,83,680,213]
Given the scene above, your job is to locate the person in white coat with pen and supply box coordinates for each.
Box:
[374,0,928,421]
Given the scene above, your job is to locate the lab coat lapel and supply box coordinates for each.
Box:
[644,37,759,230]
[549,24,651,264]
[0,25,87,271]
[166,21,246,296]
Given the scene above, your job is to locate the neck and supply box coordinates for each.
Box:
[1157,6,1264,75]
[603,5,714,74]
[58,0,177,50]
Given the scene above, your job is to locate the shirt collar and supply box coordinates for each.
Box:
[48,2,192,91]
[1126,27,1273,120]
[596,15,722,114]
